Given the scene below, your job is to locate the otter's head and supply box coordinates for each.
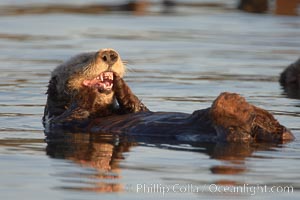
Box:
[46,49,125,118]
[64,49,125,94]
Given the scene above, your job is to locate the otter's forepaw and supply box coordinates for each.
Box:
[112,72,149,113]
[112,72,123,90]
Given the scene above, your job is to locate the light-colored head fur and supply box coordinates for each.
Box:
[52,49,125,95]
[46,48,126,118]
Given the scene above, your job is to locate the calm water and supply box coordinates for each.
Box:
[0,1,300,199]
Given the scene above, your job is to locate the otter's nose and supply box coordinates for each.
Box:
[100,50,118,65]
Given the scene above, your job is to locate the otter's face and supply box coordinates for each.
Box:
[44,49,125,120]
[65,48,125,94]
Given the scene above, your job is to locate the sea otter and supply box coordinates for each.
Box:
[280,58,300,87]
[43,48,294,143]
[279,58,300,98]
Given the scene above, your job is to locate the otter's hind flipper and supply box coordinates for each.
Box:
[210,92,294,142]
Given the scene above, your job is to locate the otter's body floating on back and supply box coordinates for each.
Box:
[43,49,294,143]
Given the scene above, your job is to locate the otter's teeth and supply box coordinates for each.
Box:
[100,73,104,81]
[103,72,110,80]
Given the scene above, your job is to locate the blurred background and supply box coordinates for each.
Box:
[0,0,299,199]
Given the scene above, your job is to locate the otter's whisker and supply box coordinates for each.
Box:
[126,67,136,73]
[122,60,129,65]
[82,63,93,74]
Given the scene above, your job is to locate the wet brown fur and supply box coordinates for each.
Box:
[210,93,293,142]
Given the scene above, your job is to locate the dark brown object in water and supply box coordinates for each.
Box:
[275,0,299,16]
[280,58,300,88]
[279,58,300,99]
[238,0,268,13]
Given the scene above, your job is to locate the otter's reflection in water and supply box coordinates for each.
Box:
[46,132,133,192]
[208,142,278,186]
[282,86,300,100]
[45,132,280,192]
